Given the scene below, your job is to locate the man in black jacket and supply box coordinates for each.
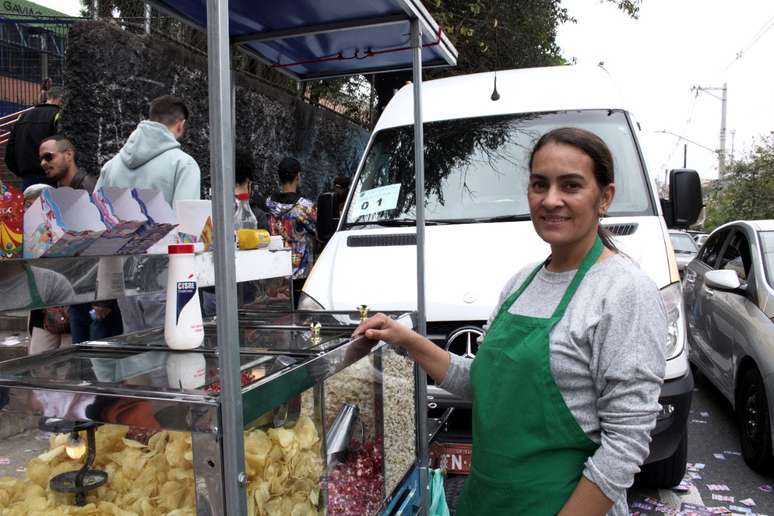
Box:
[5,86,64,189]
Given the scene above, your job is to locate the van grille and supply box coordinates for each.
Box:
[602,223,639,236]
[347,234,417,247]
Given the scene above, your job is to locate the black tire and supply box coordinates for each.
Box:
[634,428,687,488]
[737,367,774,473]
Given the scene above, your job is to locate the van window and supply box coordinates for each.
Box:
[343,110,653,227]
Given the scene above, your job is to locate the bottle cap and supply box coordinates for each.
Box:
[236,192,250,201]
[168,243,195,254]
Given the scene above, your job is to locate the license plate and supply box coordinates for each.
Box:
[429,442,472,474]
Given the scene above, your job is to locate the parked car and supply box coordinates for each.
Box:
[683,220,774,472]
[670,230,700,276]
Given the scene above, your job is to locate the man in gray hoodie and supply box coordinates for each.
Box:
[97,95,200,333]
[95,95,201,206]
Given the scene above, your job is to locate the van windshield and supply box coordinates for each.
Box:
[343,110,653,227]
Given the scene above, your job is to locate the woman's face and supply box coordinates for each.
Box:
[528,142,615,248]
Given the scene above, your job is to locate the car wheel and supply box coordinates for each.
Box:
[737,367,774,473]
[634,428,687,488]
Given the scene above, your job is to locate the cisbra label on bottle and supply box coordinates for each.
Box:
[176,281,197,325]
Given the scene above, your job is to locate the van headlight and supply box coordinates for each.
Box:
[297,293,325,311]
[660,282,685,360]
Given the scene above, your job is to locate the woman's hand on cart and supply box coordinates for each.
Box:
[352,313,415,348]
[353,314,451,384]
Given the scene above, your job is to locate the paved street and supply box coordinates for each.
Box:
[440,370,774,515]
[626,370,774,514]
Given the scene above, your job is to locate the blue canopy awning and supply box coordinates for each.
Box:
[150,0,457,80]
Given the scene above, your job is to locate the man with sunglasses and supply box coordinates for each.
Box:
[38,135,96,193]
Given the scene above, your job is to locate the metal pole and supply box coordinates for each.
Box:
[719,82,728,178]
[683,144,687,168]
[205,0,246,514]
[144,3,151,35]
[411,17,429,515]
[40,36,48,85]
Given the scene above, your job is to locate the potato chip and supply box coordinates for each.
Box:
[268,426,296,449]
[38,444,66,463]
[292,416,318,450]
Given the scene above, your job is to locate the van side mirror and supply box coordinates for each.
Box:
[661,169,702,229]
[316,192,338,242]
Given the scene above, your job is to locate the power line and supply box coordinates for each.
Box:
[725,12,774,70]
[660,91,699,169]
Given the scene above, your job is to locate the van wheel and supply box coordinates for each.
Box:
[737,367,774,473]
[634,429,687,488]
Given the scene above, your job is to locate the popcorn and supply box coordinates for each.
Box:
[382,349,416,494]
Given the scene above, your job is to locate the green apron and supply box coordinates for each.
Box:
[457,236,604,515]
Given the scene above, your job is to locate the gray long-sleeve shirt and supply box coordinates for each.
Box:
[439,254,667,515]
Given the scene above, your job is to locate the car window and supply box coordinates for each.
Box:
[670,233,698,254]
[698,229,729,268]
[717,231,752,281]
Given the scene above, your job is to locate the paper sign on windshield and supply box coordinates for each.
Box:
[350,184,401,217]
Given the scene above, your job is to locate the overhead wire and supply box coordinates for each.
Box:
[724,12,774,70]
[659,90,699,170]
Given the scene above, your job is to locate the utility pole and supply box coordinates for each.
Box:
[730,129,736,166]
[683,144,687,168]
[692,83,728,179]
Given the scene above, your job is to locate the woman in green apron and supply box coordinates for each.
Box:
[354,128,668,515]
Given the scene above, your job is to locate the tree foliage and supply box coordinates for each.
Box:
[373,0,641,114]
[703,136,774,231]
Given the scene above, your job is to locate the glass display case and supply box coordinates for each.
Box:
[0,312,416,515]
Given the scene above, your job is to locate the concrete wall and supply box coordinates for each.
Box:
[62,20,369,200]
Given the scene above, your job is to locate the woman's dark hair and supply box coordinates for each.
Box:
[529,127,619,252]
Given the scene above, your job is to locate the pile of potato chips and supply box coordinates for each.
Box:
[244,415,322,516]
[0,415,323,516]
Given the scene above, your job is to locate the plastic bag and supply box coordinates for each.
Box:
[428,468,450,516]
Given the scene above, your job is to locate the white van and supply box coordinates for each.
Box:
[301,65,703,486]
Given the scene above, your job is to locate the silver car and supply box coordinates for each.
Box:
[669,230,699,277]
[683,220,774,472]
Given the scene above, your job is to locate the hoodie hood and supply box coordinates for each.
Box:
[119,121,180,170]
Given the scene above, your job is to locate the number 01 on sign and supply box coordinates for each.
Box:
[351,184,401,218]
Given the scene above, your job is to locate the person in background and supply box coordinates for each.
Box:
[333,175,351,215]
[12,186,75,355]
[5,86,64,189]
[98,95,201,334]
[96,95,201,206]
[37,136,123,343]
[38,135,97,192]
[355,128,667,516]
[262,157,317,303]
[200,150,270,317]
[234,149,268,231]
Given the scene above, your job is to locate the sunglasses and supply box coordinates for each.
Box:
[40,152,57,162]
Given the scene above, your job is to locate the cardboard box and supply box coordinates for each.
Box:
[85,187,149,256]
[0,180,23,259]
[175,199,214,251]
[122,189,177,255]
[24,187,106,258]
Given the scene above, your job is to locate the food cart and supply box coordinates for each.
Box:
[0,1,457,514]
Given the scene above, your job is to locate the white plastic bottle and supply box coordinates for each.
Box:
[165,243,204,349]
